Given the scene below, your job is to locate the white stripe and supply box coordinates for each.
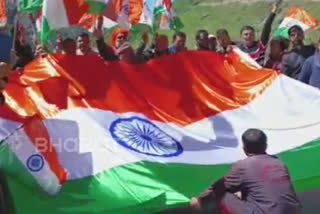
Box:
[43,0,69,29]
[278,17,311,31]
[0,118,22,141]
[6,127,62,195]
[103,17,117,28]
[139,0,153,25]
[42,75,320,180]
[116,0,131,29]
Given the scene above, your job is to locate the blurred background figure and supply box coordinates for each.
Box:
[265,37,288,72]
[77,33,97,55]
[62,38,77,55]
[208,34,217,51]
[169,31,187,54]
[195,29,209,51]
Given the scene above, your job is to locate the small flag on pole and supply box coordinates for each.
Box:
[275,7,318,39]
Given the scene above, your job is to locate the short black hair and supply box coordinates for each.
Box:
[270,37,289,51]
[240,25,255,34]
[173,31,186,42]
[63,38,75,44]
[288,25,304,36]
[196,29,208,40]
[63,38,76,47]
[216,29,229,38]
[242,129,267,154]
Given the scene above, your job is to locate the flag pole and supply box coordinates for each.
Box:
[11,0,20,52]
[12,15,18,50]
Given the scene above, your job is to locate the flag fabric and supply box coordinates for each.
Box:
[18,0,43,12]
[154,0,183,31]
[1,51,320,214]
[86,0,108,14]
[41,0,90,44]
[78,13,117,32]
[0,0,7,26]
[104,0,152,29]
[275,7,318,39]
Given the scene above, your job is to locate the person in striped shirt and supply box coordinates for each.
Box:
[237,3,279,66]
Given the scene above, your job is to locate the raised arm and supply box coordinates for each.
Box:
[93,28,119,61]
[260,4,279,46]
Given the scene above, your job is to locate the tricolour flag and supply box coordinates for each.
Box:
[154,0,183,31]
[1,51,320,214]
[275,7,318,39]
[104,0,152,29]
[18,0,109,13]
[41,0,90,44]
[78,13,117,32]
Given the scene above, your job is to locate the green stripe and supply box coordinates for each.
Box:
[1,138,320,214]
[169,17,184,31]
[18,0,43,12]
[40,17,54,45]
[274,27,289,39]
[153,6,167,17]
[86,0,107,14]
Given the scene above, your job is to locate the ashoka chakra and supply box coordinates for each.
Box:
[110,117,183,157]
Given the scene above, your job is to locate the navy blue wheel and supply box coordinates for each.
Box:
[110,117,183,157]
[27,154,44,172]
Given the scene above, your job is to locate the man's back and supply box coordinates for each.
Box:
[225,154,302,214]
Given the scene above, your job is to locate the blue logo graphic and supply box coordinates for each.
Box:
[110,117,183,157]
[27,154,44,172]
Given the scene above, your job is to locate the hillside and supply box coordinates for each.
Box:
[171,0,320,48]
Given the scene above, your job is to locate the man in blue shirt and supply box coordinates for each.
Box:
[168,31,187,55]
[299,39,320,89]
[0,31,13,63]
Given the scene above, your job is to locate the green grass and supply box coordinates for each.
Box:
[167,0,320,48]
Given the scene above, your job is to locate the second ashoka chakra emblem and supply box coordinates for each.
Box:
[27,154,44,172]
[110,117,183,157]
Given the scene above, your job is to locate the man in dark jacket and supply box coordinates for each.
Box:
[237,3,279,65]
[190,129,302,214]
[282,25,316,79]
[299,39,320,89]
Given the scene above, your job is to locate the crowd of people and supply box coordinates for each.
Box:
[1,3,320,103]
[0,3,319,214]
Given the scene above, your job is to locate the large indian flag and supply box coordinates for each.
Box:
[1,51,320,214]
